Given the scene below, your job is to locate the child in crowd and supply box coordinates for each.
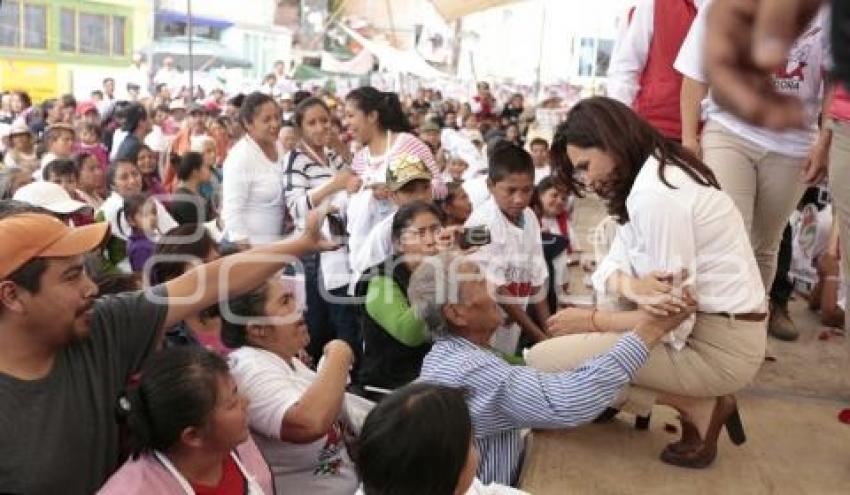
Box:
[532,177,573,248]
[99,347,273,494]
[355,383,526,495]
[136,144,166,197]
[531,176,576,315]
[120,193,158,272]
[3,122,39,172]
[97,160,178,272]
[75,152,106,208]
[224,278,366,494]
[437,181,473,227]
[192,134,222,208]
[42,158,94,226]
[464,141,550,354]
[38,123,76,176]
[168,151,213,225]
[153,224,228,354]
[76,122,109,171]
[446,157,469,182]
[529,138,550,185]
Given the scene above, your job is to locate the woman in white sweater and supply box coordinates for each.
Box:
[222,92,287,246]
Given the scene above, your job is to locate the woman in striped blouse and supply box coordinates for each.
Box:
[285,96,362,364]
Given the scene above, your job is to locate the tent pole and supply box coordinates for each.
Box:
[187,0,193,101]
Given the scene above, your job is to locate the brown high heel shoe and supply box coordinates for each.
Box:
[662,418,702,456]
[660,395,746,469]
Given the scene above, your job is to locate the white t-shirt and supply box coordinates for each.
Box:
[109,129,128,161]
[349,212,394,282]
[533,165,551,186]
[355,478,528,495]
[463,175,491,210]
[465,197,548,354]
[228,347,360,495]
[592,156,766,349]
[674,1,828,157]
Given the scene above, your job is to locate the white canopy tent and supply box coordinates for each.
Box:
[431,0,530,22]
[337,24,450,80]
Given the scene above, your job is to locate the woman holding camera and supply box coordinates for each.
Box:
[355,202,446,400]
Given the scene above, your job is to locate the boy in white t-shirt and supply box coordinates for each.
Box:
[224,277,369,495]
[465,141,550,355]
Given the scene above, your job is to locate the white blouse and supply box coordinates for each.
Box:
[592,156,765,349]
[222,135,288,245]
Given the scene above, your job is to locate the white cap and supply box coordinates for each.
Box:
[13,182,89,214]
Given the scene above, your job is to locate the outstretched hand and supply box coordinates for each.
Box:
[302,205,341,252]
[704,0,824,130]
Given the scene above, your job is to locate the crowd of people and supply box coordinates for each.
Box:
[1,0,848,493]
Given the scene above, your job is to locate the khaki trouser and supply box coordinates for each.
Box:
[701,120,808,290]
[526,314,766,415]
[828,120,850,333]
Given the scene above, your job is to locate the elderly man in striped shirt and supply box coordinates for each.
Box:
[410,252,695,486]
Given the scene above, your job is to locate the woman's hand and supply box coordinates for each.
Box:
[301,206,341,252]
[619,270,690,316]
[546,307,593,337]
[330,168,356,194]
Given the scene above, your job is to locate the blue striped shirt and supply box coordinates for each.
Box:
[418,332,649,485]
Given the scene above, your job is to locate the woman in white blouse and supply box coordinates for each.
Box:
[527,97,766,469]
[222,92,287,246]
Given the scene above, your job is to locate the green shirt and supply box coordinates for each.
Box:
[365,275,428,347]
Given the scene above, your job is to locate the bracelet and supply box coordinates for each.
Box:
[590,308,601,333]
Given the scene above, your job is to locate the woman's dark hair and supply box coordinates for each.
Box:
[435,181,465,211]
[106,160,139,189]
[551,96,720,224]
[220,282,271,349]
[293,96,330,128]
[151,224,216,284]
[391,201,444,242]
[12,90,32,109]
[84,254,140,295]
[530,176,558,218]
[354,383,472,495]
[74,152,95,172]
[176,151,204,181]
[238,91,277,128]
[42,159,79,181]
[123,346,230,457]
[346,86,413,133]
[227,93,245,109]
[118,193,151,235]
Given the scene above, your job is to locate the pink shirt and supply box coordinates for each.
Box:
[97,438,273,494]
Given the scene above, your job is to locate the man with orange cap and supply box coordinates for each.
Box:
[0,201,336,494]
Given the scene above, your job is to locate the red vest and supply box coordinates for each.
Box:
[633,0,697,140]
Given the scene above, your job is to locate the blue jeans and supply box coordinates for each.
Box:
[303,255,362,370]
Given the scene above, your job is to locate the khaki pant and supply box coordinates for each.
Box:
[526,314,766,415]
[828,120,850,333]
[701,120,808,290]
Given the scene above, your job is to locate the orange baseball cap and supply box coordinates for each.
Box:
[0,213,110,279]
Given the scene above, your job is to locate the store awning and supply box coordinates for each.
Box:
[144,36,252,70]
[431,0,529,21]
[156,10,234,30]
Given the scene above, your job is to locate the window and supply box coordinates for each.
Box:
[112,16,126,55]
[60,8,76,52]
[578,38,595,77]
[0,2,20,47]
[23,4,46,49]
[79,12,108,55]
[595,39,614,77]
